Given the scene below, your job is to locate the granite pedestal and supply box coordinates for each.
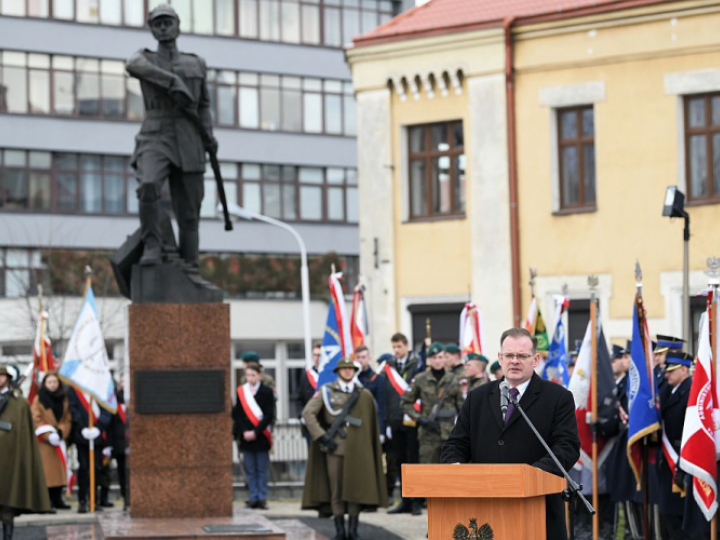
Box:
[128,303,233,519]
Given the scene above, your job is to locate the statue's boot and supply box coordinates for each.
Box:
[178,228,200,274]
[138,184,163,266]
[332,516,346,540]
[347,516,362,540]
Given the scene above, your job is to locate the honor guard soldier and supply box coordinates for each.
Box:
[444,344,466,379]
[654,335,685,394]
[464,353,489,395]
[0,366,51,540]
[490,360,503,380]
[240,352,276,392]
[302,358,387,540]
[401,342,464,465]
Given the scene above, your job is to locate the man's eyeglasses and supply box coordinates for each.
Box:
[499,353,534,361]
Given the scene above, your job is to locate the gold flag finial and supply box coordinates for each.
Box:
[588,274,599,301]
[635,260,643,296]
[706,257,720,286]
[529,268,538,296]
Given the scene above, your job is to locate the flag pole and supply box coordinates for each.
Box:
[38,285,48,372]
[588,275,599,540]
[635,262,651,540]
[709,257,720,540]
[84,266,96,514]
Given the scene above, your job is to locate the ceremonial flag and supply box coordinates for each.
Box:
[525,296,550,358]
[568,319,616,467]
[459,302,484,355]
[542,296,570,386]
[626,293,660,487]
[28,309,57,403]
[417,340,427,372]
[680,306,719,521]
[58,287,117,413]
[329,272,352,357]
[318,299,344,387]
[350,284,369,353]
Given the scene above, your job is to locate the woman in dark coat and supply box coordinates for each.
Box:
[232,364,274,510]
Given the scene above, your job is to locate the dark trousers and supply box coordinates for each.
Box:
[98,453,127,501]
[383,439,398,499]
[76,444,102,504]
[242,450,269,502]
[392,426,419,502]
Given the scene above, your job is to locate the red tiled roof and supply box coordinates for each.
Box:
[354,0,667,46]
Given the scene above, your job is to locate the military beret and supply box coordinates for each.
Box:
[427,341,445,357]
[467,352,489,364]
[241,351,261,363]
[490,360,502,373]
[445,344,461,354]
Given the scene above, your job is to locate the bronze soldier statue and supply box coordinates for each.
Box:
[126,4,217,271]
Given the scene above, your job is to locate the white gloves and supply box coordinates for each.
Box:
[48,433,61,446]
[380,435,386,444]
[385,427,393,440]
[102,447,113,458]
[81,427,101,440]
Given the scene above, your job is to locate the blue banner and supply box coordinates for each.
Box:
[542,315,569,387]
[318,299,343,387]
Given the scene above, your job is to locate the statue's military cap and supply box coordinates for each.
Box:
[148,4,179,23]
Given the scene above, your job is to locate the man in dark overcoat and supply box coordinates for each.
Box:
[441,328,580,540]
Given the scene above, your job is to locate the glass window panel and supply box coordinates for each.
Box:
[216,0,235,35]
[239,72,259,86]
[52,56,74,70]
[172,0,191,28]
[6,269,30,297]
[105,156,125,171]
[282,184,296,219]
[261,164,279,181]
[54,71,75,115]
[57,172,77,210]
[454,154,465,213]
[193,0,213,33]
[5,150,26,167]
[243,182,261,213]
[342,8,360,44]
[689,135,708,198]
[217,85,237,125]
[281,165,295,181]
[430,123,448,152]
[53,0,73,18]
[324,80,342,93]
[6,249,28,267]
[29,151,51,168]
[303,78,322,91]
[324,7,342,47]
[300,186,322,220]
[2,67,27,113]
[688,98,706,128]
[410,160,426,216]
[4,170,28,208]
[281,89,301,132]
[582,108,594,137]
[102,74,125,118]
[239,0,258,38]
[327,187,344,220]
[346,186,358,222]
[99,0,121,24]
[714,134,720,196]
[76,0,99,23]
[583,144,596,204]
[560,110,577,139]
[242,163,262,180]
[3,52,26,67]
[200,180,216,217]
[409,126,425,153]
[126,78,144,121]
[281,1,300,42]
[712,97,720,126]
[325,94,342,134]
[343,95,356,135]
[239,87,259,128]
[260,0,280,40]
[104,174,124,213]
[81,155,102,170]
[101,60,124,75]
[361,0,375,8]
[346,169,356,185]
[124,0,144,26]
[225,181,238,205]
[220,162,238,179]
[261,74,280,87]
[299,167,323,184]
[263,183,281,218]
[28,70,50,113]
[282,76,301,90]
[76,58,99,72]
[561,146,579,206]
[77,72,100,116]
[260,88,281,130]
[55,153,76,169]
[81,173,102,212]
[327,168,344,184]
[360,9,377,32]
[2,0,25,15]
[452,121,464,147]
[431,157,451,214]
[29,172,50,210]
[301,4,320,44]
[303,93,322,133]
[127,177,139,213]
[28,54,50,69]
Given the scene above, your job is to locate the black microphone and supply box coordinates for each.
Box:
[499,380,510,416]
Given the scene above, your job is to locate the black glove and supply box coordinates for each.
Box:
[319,434,337,454]
[417,418,440,433]
[674,468,686,491]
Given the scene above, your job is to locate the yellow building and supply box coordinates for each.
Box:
[348,0,720,354]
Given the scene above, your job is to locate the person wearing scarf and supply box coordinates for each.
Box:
[31,372,72,511]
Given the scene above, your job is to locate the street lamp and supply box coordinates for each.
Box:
[662,186,691,344]
[218,202,313,371]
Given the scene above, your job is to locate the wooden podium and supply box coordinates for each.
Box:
[402,464,565,539]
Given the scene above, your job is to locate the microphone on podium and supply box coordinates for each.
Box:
[499,380,510,416]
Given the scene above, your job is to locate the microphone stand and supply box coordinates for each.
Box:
[509,394,595,540]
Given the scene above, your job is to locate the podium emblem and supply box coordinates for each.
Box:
[453,518,494,539]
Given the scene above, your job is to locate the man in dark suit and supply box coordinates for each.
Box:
[441,327,580,540]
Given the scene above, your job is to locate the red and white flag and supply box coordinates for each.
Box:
[680,306,719,521]
[29,310,56,403]
[459,302,484,355]
[350,284,369,353]
[306,367,318,390]
[329,272,352,358]
[237,384,272,448]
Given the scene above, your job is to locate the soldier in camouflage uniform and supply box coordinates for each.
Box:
[401,342,464,464]
[444,344,466,380]
[464,353,489,395]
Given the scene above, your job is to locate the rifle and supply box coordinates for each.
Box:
[319,388,363,453]
[427,377,459,424]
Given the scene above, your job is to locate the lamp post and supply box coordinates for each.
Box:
[219,202,313,372]
[662,186,691,343]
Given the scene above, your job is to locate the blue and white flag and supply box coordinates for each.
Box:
[59,287,117,413]
[542,296,570,386]
[317,298,343,387]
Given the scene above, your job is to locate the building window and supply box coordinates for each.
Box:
[684,93,720,203]
[1,51,356,137]
[407,121,465,219]
[0,248,44,298]
[557,106,596,211]
[0,0,398,48]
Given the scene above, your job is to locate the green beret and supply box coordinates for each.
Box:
[333,357,360,373]
[428,341,445,357]
[241,351,260,363]
[490,360,502,373]
[467,353,489,364]
[445,344,461,354]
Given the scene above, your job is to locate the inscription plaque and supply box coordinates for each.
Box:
[135,370,225,414]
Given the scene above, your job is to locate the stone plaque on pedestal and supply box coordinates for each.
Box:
[128,303,232,518]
